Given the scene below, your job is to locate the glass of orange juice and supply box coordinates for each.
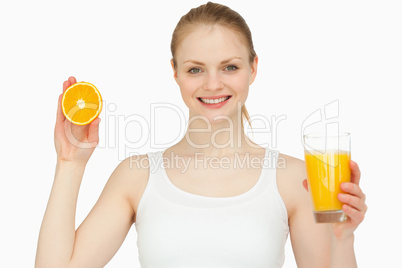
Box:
[303,132,351,223]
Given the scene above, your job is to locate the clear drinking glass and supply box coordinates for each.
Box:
[303,132,351,223]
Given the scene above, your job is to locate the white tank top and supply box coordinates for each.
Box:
[135,147,289,268]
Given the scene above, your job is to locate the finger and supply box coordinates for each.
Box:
[68,76,77,85]
[63,80,70,92]
[340,182,366,202]
[350,160,361,185]
[302,179,309,192]
[342,204,365,225]
[338,193,367,212]
[87,117,101,146]
[56,93,65,124]
[64,121,89,147]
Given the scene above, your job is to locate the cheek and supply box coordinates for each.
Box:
[179,81,192,98]
[178,77,201,107]
[228,72,250,94]
[179,76,202,95]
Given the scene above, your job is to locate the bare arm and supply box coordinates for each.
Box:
[68,156,141,267]
[35,77,146,267]
[35,161,86,267]
[36,157,141,268]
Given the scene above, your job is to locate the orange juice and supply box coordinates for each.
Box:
[304,150,351,211]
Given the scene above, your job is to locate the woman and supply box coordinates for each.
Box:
[36,2,367,267]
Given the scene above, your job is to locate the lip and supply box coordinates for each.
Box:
[197,94,232,100]
[197,95,232,109]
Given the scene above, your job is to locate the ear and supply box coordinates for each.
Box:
[249,55,258,85]
[170,59,179,82]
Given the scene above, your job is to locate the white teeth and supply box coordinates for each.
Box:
[199,96,230,104]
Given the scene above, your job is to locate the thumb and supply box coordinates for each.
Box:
[88,117,101,146]
[302,179,309,192]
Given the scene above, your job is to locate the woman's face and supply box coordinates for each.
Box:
[172,25,258,125]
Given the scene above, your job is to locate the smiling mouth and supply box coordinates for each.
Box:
[197,96,232,104]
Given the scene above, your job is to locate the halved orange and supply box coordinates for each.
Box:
[62,82,102,125]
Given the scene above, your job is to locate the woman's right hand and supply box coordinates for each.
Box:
[54,76,101,165]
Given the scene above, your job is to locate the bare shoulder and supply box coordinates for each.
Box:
[108,154,150,221]
[277,153,306,179]
[276,153,309,218]
[111,154,150,183]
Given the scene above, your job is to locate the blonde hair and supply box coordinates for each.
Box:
[170,1,256,131]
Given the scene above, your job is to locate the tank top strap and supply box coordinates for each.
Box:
[145,149,164,179]
[134,150,166,215]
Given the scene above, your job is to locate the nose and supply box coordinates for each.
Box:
[203,72,224,91]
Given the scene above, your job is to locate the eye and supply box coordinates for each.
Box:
[188,67,202,74]
[225,65,238,71]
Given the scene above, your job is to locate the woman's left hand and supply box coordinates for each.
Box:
[331,160,368,239]
[302,160,368,239]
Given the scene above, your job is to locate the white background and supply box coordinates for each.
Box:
[1,0,401,267]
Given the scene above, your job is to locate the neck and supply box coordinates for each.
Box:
[176,111,258,157]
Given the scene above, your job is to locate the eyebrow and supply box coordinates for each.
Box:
[183,56,242,65]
